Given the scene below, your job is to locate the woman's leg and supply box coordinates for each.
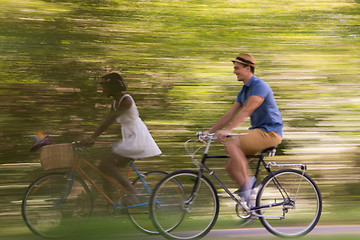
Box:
[99,153,138,200]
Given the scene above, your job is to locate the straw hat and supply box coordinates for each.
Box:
[231,53,257,68]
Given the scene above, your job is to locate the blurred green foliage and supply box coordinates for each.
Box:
[0,0,359,235]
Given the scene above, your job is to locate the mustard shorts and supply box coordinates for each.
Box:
[238,128,282,156]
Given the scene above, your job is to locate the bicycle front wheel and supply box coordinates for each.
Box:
[150,170,219,240]
[22,172,93,238]
[256,169,322,237]
[128,170,168,235]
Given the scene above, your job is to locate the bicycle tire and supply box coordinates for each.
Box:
[22,172,93,238]
[150,170,219,240]
[256,169,322,237]
[128,170,168,235]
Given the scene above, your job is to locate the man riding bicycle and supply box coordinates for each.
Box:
[204,53,283,205]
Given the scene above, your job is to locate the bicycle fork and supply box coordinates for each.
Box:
[181,169,203,213]
[53,172,77,208]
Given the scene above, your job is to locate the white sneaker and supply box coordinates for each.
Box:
[234,177,256,206]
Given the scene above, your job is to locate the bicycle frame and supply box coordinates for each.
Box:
[186,135,307,214]
[67,155,151,209]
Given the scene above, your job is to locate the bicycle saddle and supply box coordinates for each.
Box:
[261,146,277,156]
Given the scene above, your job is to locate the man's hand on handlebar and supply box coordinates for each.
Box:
[216,129,231,143]
[197,131,217,144]
[198,130,234,144]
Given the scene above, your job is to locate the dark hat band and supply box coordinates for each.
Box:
[235,57,255,65]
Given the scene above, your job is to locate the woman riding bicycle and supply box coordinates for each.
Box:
[82,72,162,203]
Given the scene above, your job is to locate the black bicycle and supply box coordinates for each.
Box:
[150,133,322,240]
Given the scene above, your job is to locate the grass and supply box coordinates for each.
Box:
[210,235,360,240]
[1,215,359,240]
[2,199,360,239]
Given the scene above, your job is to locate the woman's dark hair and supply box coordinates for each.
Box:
[100,72,127,91]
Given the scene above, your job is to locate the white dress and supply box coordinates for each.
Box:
[112,94,162,159]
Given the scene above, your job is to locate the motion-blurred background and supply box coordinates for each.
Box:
[1,0,359,238]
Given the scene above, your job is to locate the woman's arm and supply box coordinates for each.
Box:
[88,95,132,142]
[90,113,118,140]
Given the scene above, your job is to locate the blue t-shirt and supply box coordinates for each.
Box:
[236,75,283,137]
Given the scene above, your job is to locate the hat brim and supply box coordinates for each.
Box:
[231,59,257,68]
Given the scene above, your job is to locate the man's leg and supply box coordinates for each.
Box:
[224,137,250,188]
[225,129,282,204]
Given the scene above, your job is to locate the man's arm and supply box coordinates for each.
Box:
[208,101,242,133]
[217,95,264,140]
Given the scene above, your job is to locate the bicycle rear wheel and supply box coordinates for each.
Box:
[128,170,168,235]
[256,169,322,237]
[22,172,93,238]
[150,170,219,240]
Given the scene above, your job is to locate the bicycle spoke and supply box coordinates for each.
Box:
[22,173,92,238]
[150,170,219,240]
[128,171,168,235]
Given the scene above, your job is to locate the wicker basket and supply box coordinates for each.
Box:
[40,143,74,171]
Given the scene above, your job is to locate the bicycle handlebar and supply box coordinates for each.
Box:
[196,131,238,142]
[196,131,216,141]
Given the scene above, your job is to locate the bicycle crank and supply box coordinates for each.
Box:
[235,203,251,219]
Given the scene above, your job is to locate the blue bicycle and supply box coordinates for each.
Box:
[21,142,171,238]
